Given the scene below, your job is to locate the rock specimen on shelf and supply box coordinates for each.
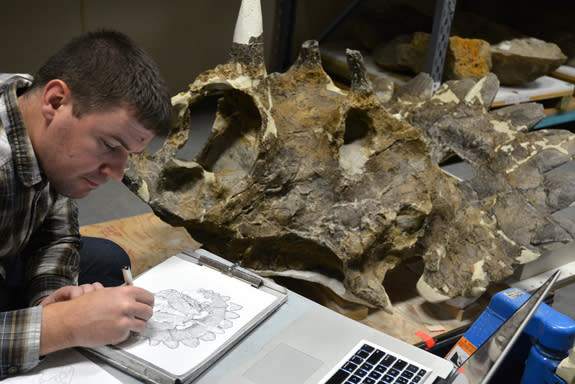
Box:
[491,38,567,85]
[373,32,492,81]
[373,33,424,73]
[447,36,492,81]
[123,0,575,313]
[348,1,575,78]
[372,32,567,86]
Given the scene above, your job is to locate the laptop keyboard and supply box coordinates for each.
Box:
[322,340,431,384]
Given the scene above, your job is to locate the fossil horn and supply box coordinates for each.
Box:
[233,0,263,44]
[230,0,265,69]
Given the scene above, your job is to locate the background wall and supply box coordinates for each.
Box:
[0,0,278,95]
[0,0,380,94]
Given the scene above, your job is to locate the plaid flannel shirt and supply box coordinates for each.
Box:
[0,76,81,378]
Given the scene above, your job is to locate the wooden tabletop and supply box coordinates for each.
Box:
[80,212,201,277]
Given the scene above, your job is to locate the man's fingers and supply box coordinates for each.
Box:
[70,283,104,299]
[75,284,94,297]
[41,286,157,351]
[134,301,155,321]
[92,282,104,290]
[130,318,150,334]
[124,286,155,306]
[68,286,84,299]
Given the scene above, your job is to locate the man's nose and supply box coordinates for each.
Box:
[100,153,128,182]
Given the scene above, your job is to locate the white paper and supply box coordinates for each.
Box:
[118,256,277,376]
[3,349,122,384]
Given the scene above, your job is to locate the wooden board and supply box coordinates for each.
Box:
[542,97,575,116]
[492,75,574,110]
[80,213,201,277]
[552,65,575,84]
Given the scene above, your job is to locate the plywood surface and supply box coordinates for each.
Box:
[553,65,575,84]
[80,213,201,277]
[492,75,574,109]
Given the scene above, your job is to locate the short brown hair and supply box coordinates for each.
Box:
[30,30,172,136]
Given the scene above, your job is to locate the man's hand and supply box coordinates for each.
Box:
[40,286,155,355]
[38,283,105,306]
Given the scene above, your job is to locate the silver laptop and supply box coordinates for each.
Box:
[217,302,453,384]
[215,270,559,384]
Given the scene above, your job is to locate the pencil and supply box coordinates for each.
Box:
[122,265,134,286]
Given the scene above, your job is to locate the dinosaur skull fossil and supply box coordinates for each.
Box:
[123,2,575,312]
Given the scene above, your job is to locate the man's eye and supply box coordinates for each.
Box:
[103,141,119,152]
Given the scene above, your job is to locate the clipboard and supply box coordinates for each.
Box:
[81,249,288,384]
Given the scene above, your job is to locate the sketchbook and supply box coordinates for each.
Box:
[3,349,123,384]
[82,249,288,384]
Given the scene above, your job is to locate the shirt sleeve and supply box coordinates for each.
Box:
[0,306,42,378]
[23,194,81,306]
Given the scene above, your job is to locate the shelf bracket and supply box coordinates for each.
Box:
[424,0,457,94]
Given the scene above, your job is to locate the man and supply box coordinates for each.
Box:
[0,30,172,378]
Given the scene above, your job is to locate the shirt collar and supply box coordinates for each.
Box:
[0,78,45,187]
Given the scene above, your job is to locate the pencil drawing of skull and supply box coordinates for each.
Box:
[123,0,575,312]
[138,289,242,349]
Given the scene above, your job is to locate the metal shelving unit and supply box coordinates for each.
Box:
[424,0,457,93]
[272,0,457,88]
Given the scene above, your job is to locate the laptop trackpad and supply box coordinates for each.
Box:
[242,343,323,384]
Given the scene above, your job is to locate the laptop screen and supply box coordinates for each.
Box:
[449,270,560,384]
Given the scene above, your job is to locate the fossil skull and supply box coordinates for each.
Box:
[123,0,575,312]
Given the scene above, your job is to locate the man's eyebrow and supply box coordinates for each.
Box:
[113,135,149,155]
[112,135,133,152]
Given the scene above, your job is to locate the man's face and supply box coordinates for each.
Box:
[38,103,154,199]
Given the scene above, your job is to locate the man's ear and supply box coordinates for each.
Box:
[41,79,72,121]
